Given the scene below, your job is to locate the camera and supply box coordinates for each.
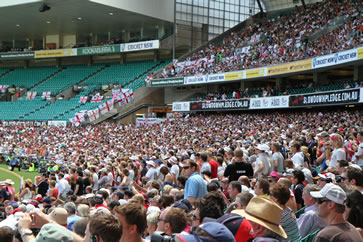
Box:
[151,231,178,242]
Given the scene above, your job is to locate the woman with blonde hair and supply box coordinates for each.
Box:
[329,133,346,168]
[19,179,33,201]
[301,146,311,169]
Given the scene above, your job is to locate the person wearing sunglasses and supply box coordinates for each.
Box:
[182,160,207,206]
[311,183,362,241]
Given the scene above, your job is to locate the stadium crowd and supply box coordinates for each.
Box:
[0,109,362,241]
[158,0,362,78]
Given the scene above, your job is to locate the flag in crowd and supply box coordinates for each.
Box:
[26,91,37,100]
[41,92,51,100]
[79,96,88,104]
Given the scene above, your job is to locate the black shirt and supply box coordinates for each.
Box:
[294,183,305,207]
[37,180,49,197]
[224,161,253,182]
[76,177,84,195]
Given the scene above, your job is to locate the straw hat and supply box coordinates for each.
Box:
[232,196,287,239]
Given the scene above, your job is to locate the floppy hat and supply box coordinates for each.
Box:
[34,223,73,242]
[49,207,68,226]
[4,179,14,185]
[232,196,287,238]
[310,183,346,205]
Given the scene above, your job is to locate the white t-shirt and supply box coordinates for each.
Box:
[170,164,179,179]
[145,167,156,181]
[355,143,363,166]
[292,152,304,168]
[330,148,346,168]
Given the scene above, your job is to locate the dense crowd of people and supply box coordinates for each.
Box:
[0,109,362,241]
[194,80,363,101]
[158,0,362,78]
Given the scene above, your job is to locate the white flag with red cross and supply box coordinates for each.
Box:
[79,96,88,104]
[27,91,37,100]
[99,99,114,115]
[41,92,51,100]
[87,109,100,122]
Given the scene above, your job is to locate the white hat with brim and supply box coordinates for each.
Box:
[4,179,14,185]
[146,160,155,167]
[310,183,346,205]
[256,144,269,152]
[232,197,287,239]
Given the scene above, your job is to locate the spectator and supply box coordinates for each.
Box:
[297,185,326,238]
[182,160,207,206]
[311,183,362,241]
[224,148,253,182]
[64,202,80,231]
[157,207,187,235]
[85,213,122,242]
[115,203,147,242]
[270,183,300,241]
[292,170,305,210]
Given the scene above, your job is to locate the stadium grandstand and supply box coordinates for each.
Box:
[0,0,362,242]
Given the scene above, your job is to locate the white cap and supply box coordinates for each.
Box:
[310,183,346,205]
[256,144,269,152]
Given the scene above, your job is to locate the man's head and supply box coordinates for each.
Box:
[86,214,122,242]
[115,203,147,239]
[302,184,320,207]
[228,181,241,200]
[234,148,243,160]
[270,183,290,206]
[64,202,76,216]
[146,212,160,239]
[337,160,349,174]
[310,183,347,221]
[235,192,253,209]
[344,167,363,187]
[157,207,187,236]
[182,159,198,177]
[254,179,269,196]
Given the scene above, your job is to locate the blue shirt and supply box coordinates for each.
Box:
[67,214,80,231]
[184,172,207,200]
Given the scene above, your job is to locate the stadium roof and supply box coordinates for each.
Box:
[0,0,173,42]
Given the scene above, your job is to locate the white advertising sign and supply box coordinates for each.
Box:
[312,48,358,69]
[172,102,190,112]
[120,40,159,52]
[184,75,208,85]
[249,96,289,109]
[360,88,363,103]
[207,73,225,83]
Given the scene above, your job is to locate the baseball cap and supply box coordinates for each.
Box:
[176,222,235,242]
[146,160,155,167]
[310,183,346,205]
[217,213,254,242]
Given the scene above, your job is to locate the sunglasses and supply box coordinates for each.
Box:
[183,166,190,169]
[317,198,330,204]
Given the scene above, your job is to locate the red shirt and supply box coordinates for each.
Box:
[208,160,218,179]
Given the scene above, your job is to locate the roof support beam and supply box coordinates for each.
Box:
[301,0,306,9]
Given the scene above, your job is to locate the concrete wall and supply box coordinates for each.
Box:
[62,35,76,48]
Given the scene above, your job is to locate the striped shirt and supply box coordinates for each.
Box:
[280,208,300,242]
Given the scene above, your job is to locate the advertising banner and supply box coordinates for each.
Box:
[360,88,363,103]
[267,59,312,76]
[151,77,184,87]
[47,121,67,127]
[225,71,244,81]
[312,49,358,69]
[358,48,363,59]
[207,73,225,83]
[190,99,249,111]
[289,89,360,107]
[172,102,190,112]
[120,40,159,52]
[249,96,289,109]
[245,68,265,78]
[77,45,120,56]
[0,52,34,60]
[136,118,162,125]
[35,49,76,58]
[184,75,207,85]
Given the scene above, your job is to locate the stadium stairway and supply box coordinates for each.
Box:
[0,68,14,79]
